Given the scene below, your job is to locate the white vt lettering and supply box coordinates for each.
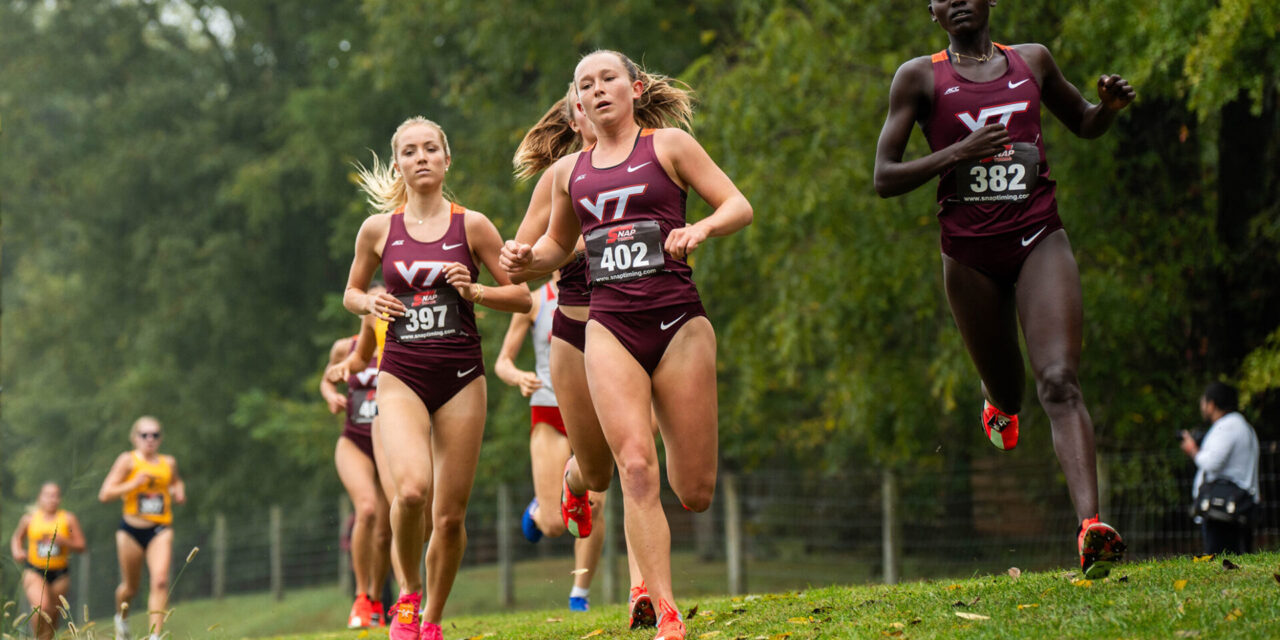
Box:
[393,260,448,288]
[956,101,1030,132]
[579,185,648,222]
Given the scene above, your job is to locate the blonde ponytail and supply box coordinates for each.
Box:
[513,85,582,181]
[355,116,453,215]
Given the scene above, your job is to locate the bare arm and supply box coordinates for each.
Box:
[1024,44,1134,139]
[327,315,377,384]
[343,214,406,322]
[502,155,579,280]
[169,456,186,505]
[61,513,88,553]
[510,170,580,283]
[10,514,30,562]
[873,57,1012,197]
[98,452,143,502]
[658,128,753,259]
[454,211,533,313]
[320,337,351,415]
[493,291,543,397]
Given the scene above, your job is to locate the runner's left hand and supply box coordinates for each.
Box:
[444,262,476,299]
[1097,74,1135,111]
[665,223,708,260]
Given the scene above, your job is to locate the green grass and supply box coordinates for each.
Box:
[260,551,1278,640]
[56,551,1278,639]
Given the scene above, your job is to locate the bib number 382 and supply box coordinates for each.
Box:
[957,142,1039,203]
[585,220,665,285]
[392,288,464,342]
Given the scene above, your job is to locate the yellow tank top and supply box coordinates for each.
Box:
[374,318,388,360]
[27,509,70,571]
[122,452,173,525]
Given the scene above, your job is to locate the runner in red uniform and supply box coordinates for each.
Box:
[873,0,1132,578]
[321,285,392,628]
[503,52,752,640]
[345,117,531,640]
[509,89,658,628]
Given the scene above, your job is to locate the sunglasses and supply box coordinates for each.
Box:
[138,432,162,440]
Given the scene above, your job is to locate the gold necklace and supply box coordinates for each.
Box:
[949,43,996,63]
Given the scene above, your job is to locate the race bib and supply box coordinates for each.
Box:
[956,142,1039,203]
[391,288,464,342]
[348,388,377,425]
[138,493,165,516]
[37,538,62,558]
[585,220,665,285]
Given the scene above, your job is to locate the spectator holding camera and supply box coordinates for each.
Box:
[1181,381,1260,554]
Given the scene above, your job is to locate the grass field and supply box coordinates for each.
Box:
[44,550,1279,639]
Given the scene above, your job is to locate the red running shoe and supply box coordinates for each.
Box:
[1078,515,1126,579]
[370,600,384,627]
[347,593,372,629]
[388,592,422,640]
[561,458,592,538]
[653,598,685,640]
[982,400,1019,450]
[629,582,657,629]
[420,621,443,640]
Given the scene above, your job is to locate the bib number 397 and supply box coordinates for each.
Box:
[957,142,1039,203]
[585,220,665,285]
[392,288,464,342]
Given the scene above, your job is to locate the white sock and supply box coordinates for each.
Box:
[570,586,590,599]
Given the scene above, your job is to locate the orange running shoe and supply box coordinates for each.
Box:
[982,400,1019,450]
[388,592,422,640]
[1078,515,1126,579]
[347,593,372,629]
[653,598,685,640]
[370,600,384,626]
[629,582,657,629]
[561,458,592,538]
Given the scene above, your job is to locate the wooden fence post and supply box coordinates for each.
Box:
[881,468,901,585]
[723,471,745,595]
[270,505,284,601]
[497,483,514,607]
[213,513,227,599]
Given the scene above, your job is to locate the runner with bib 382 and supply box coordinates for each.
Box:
[873,0,1133,580]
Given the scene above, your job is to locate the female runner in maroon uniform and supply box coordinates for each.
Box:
[503,52,752,640]
[873,0,1133,578]
[321,285,392,628]
[345,117,530,640]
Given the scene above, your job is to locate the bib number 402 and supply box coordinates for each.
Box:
[598,243,649,273]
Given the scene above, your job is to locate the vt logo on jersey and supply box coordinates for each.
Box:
[956,101,1030,132]
[579,185,647,222]
[355,368,378,386]
[393,260,449,288]
[606,224,636,244]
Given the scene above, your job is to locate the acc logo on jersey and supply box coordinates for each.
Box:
[393,260,449,288]
[955,101,1030,132]
[606,224,636,244]
[579,185,647,222]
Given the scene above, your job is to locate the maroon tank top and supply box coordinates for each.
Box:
[345,336,379,432]
[925,44,1057,238]
[556,252,590,307]
[380,203,481,358]
[569,129,699,312]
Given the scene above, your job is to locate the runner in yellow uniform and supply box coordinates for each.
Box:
[9,483,86,640]
[98,416,186,640]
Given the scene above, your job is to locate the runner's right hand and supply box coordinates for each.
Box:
[501,240,533,276]
[517,371,542,397]
[954,124,1012,162]
[366,290,406,322]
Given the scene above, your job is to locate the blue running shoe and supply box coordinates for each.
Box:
[569,596,590,612]
[521,498,543,543]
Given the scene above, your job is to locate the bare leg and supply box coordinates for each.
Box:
[551,337,615,495]
[421,377,487,624]
[144,528,174,637]
[529,422,571,536]
[336,436,382,597]
[942,253,1026,413]
[574,489,606,590]
[114,530,144,617]
[22,570,58,640]
[1015,231,1099,520]
[377,372,434,595]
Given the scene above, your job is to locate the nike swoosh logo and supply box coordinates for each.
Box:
[442,242,464,250]
[456,366,478,378]
[1008,79,1030,89]
[1021,226,1047,247]
[626,162,651,173]
[659,313,687,331]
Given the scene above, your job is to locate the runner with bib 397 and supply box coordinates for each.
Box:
[502,50,752,640]
[873,0,1133,579]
